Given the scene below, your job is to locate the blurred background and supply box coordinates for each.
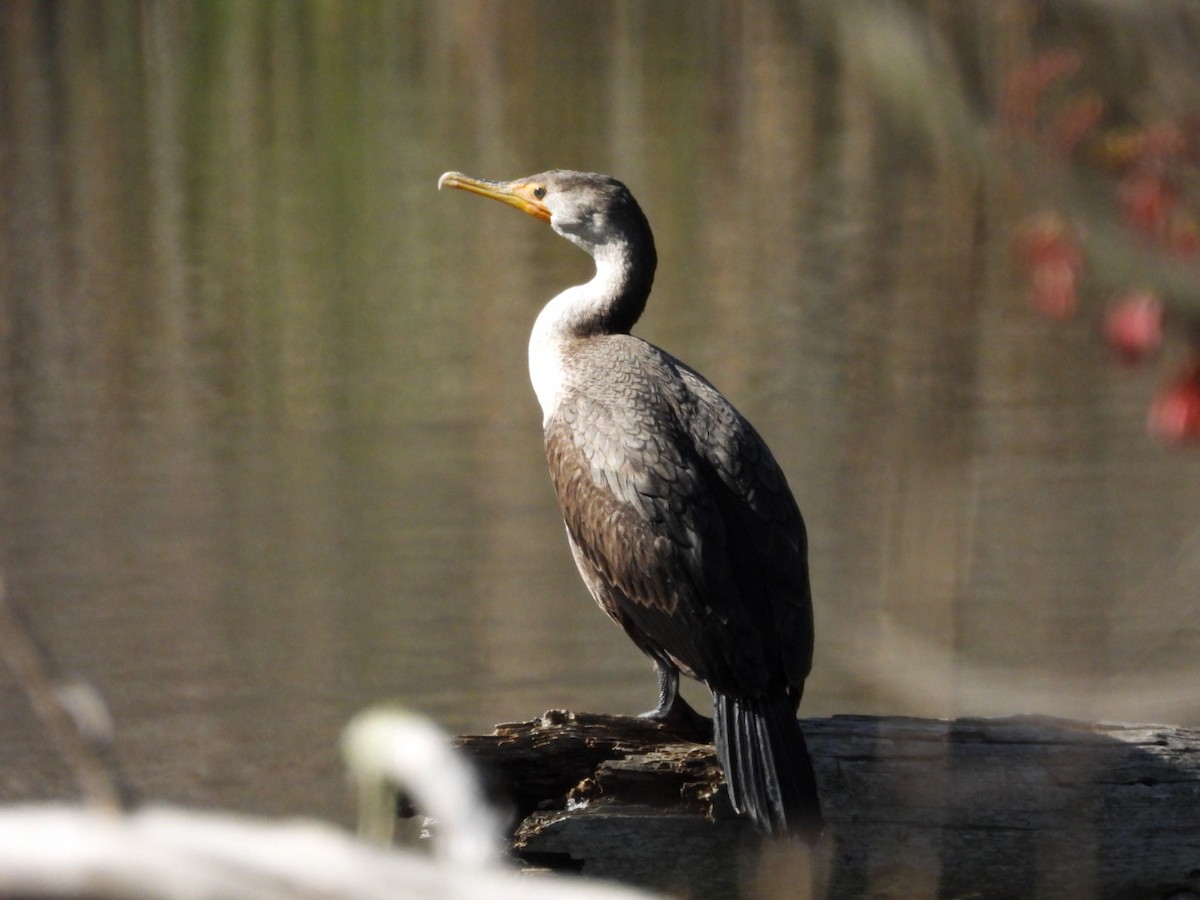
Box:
[1,0,1197,827]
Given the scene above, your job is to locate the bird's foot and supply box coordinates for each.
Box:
[640,694,713,742]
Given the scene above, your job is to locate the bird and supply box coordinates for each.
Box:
[438,168,822,841]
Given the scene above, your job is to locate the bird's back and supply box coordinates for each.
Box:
[543,334,813,698]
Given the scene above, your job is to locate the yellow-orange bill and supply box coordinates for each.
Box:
[438,171,551,222]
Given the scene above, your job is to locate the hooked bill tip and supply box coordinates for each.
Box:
[437,171,464,191]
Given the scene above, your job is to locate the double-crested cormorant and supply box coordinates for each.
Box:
[439,169,822,840]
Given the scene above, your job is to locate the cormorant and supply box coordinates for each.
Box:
[438,169,822,840]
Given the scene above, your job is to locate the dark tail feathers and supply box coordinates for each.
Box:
[713,691,823,841]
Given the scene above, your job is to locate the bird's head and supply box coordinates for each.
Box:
[438,169,652,260]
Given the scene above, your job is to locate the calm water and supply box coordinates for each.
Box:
[1,1,1198,825]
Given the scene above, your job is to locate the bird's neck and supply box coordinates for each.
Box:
[551,238,653,337]
[528,240,654,423]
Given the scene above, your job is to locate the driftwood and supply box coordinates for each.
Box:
[451,711,1200,900]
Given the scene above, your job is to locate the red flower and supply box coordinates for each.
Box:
[1030,256,1080,319]
[1148,361,1200,444]
[1012,213,1085,319]
[1103,291,1163,364]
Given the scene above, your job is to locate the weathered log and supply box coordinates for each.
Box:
[452,711,1200,900]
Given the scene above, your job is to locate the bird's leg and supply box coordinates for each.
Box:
[640,660,712,741]
[646,660,678,718]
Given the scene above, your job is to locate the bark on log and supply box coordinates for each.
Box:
[451,711,1200,900]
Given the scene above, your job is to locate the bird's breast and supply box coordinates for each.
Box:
[528,330,569,425]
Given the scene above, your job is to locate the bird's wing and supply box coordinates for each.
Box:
[544,342,812,694]
[674,362,814,688]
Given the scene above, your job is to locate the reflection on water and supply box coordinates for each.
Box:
[1,1,1198,824]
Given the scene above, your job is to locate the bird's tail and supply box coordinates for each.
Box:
[713,691,823,841]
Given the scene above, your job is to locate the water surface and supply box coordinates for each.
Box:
[1,1,1197,824]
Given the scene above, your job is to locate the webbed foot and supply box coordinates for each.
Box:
[641,693,713,741]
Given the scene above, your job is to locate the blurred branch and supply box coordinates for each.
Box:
[0,575,126,812]
[341,707,506,867]
[808,0,1200,441]
[0,704,663,899]
[815,0,1200,303]
[0,805,665,900]
[830,0,988,164]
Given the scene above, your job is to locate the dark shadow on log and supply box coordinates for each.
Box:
[433,711,1200,900]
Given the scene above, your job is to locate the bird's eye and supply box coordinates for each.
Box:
[533,186,547,200]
